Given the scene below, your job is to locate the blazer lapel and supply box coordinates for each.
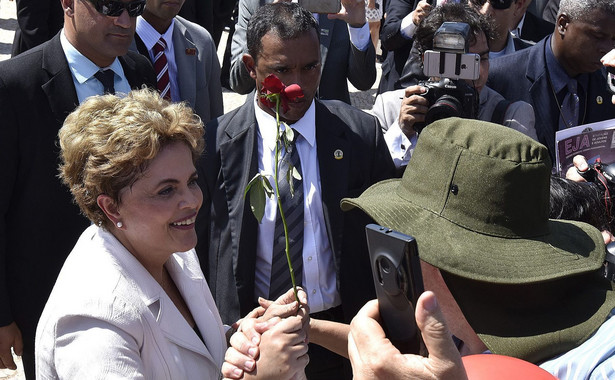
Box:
[173,19,198,108]
[132,33,150,59]
[218,100,260,313]
[315,100,350,273]
[40,33,79,123]
[165,253,226,366]
[526,39,557,156]
[318,16,334,75]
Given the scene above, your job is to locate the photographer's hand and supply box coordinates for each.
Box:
[565,155,590,182]
[328,0,367,28]
[412,0,432,26]
[348,292,467,380]
[398,85,429,139]
[601,49,615,104]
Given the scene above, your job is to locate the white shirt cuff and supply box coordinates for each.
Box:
[384,122,417,168]
[400,13,418,39]
[348,23,371,51]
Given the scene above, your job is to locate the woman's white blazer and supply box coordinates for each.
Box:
[35,225,226,379]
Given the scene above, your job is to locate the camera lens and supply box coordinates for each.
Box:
[425,95,463,126]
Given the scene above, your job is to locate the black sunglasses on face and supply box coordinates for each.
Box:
[88,0,147,17]
[488,0,514,10]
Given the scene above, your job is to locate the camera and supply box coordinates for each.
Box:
[603,242,615,282]
[414,22,480,133]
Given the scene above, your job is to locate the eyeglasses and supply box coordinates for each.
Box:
[88,0,147,17]
[488,0,514,10]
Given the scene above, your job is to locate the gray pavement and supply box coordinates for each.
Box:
[0,1,379,378]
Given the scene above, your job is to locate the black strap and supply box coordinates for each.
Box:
[491,99,511,125]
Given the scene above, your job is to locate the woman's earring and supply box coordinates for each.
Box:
[116,221,123,228]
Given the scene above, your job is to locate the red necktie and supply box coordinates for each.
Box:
[153,38,171,100]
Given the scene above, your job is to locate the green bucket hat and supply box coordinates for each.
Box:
[341,118,615,363]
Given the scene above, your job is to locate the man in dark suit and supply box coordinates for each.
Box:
[131,0,224,124]
[0,0,155,377]
[378,0,430,93]
[11,0,63,56]
[196,3,394,379]
[511,0,554,43]
[228,0,377,104]
[488,0,615,161]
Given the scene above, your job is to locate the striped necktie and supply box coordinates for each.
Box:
[153,37,172,100]
[269,131,304,300]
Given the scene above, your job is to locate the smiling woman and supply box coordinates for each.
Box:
[34,88,309,380]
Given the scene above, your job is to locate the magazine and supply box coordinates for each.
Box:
[555,118,615,176]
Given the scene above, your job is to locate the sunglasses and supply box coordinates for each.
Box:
[488,0,514,10]
[88,0,147,17]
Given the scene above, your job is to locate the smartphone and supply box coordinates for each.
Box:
[366,224,426,355]
[423,50,481,81]
[298,0,341,14]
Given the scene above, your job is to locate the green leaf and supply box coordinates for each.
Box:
[244,173,270,223]
[291,165,302,181]
[249,180,266,223]
[262,177,274,198]
[284,126,295,143]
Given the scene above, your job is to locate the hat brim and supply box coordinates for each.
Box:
[442,271,615,363]
[341,178,605,284]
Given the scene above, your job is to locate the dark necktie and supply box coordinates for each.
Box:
[94,69,115,95]
[269,131,304,300]
[559,79,579,130]
[153,37,172,100]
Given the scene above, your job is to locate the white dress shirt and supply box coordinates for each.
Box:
[60,30,131,103]
[136,17,181,102]
[253,97,341,313]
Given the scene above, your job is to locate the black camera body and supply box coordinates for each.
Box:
[414,78,479,133]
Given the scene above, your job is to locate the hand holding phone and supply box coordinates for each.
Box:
[366,224,426,355]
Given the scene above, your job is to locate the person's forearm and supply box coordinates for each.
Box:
[309,318,349,358]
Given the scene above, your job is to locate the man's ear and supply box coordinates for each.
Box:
[97,194,122,228]
[61,0,74,15]
[513,0,526,18]
[242,54,258,80]
[556,13,570,37]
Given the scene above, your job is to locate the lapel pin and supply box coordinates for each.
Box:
[334,149,343,160]
[597,96,603,105]
[320,29,329,36]
[185,48,197,56]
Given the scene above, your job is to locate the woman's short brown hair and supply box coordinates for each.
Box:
[58,88,205,228]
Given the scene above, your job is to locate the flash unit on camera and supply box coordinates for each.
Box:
[433,22,471,54]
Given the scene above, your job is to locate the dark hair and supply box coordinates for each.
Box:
[414,3,496,54]
[550,176,612,232]
[246,2,320,63]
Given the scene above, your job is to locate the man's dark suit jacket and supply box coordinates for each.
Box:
[0,33,155,377]
[520,11,554,43]
[11,0,63,57]
[488,36,615,161]
[196,98,396,325]
[378,0,415,93]
[229,0,377,104]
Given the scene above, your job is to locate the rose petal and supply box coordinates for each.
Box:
[262,74,285,94]
[283,84,304,102]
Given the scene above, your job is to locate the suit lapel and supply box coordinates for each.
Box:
[173,19,198,107]
[315,101,350,270]
[40,34,79,123]
[133,33,150,59]
[165,254,225,366]
[526,39,557,155]
[318,16,334,75]
[218,100,260,311]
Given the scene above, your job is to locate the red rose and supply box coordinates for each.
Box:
[283,84,304,102]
